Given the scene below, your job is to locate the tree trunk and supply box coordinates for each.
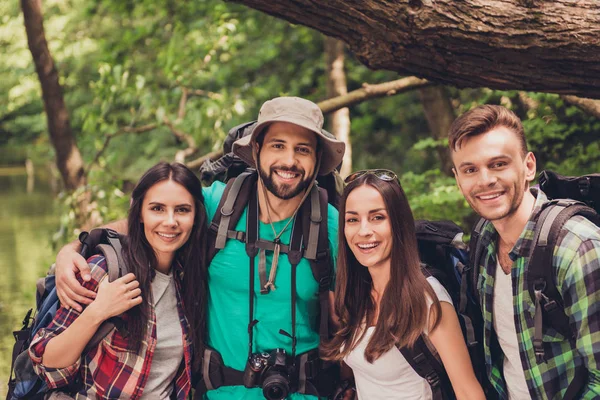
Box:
[418,86,455,175]
[230,0,600,98]
[21,0,85,190]
[325,37,352,177]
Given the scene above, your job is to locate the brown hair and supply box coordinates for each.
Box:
[124,162,208,369]
[322,174,440,363]
[448,105,527,156]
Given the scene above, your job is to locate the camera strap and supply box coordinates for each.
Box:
[245,184,304,360]
[246,188,260,358]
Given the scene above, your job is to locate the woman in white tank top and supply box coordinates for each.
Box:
[322,170,485,400]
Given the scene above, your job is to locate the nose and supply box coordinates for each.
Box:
[478,168,498,187]
[358,220,373,237]
[280,148,297,167]
[164,210,178,227]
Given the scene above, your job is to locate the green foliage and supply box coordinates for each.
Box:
[1,0,599,240]
[400,170,474,229]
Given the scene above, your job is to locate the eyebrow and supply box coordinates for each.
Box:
[458,155,511,169]
[148,201,193,207]
[345,208,387,215]
[267,138,315,147]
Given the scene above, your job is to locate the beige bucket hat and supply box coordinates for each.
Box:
[232,97,345,175]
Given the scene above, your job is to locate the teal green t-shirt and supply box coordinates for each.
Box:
[202,182,338,400]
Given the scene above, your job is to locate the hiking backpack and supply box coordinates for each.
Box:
[7,228,129,400]
[469,170,600,400]
[395,219,494,400]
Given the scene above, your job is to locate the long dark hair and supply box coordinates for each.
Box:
[123,162,208,367]
[322,174,440,363]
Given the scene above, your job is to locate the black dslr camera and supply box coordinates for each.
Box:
[243,348,296,400]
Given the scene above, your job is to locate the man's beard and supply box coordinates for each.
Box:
[259,165,312,200]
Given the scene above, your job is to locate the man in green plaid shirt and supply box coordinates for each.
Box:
[448,105,600,399]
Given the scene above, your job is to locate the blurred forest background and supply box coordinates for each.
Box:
[1,0,599,390]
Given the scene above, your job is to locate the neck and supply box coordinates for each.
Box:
[257,180,306,223]
[368,262,391,300]
[155,252,174,275]
[492,188,536,249]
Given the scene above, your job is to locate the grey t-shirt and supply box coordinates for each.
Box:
[140,270,184,399]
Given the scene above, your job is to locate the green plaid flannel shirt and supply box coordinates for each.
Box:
[475,189,600,399]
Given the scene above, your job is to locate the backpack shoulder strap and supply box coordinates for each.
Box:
[207,171,258,263]
[301,186,332,343]
[528,200,599,357]
[468,217,488,305]
[527,200,598,399]
[84,236,128,353]
[397,336,453,400]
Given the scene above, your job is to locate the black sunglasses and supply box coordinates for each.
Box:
[344,169,398,184]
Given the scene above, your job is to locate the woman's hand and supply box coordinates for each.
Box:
[87,273,143,323]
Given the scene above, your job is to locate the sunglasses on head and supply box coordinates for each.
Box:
[344,169,398,184]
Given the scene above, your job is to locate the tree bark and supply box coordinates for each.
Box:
[561,95,600,119]
[22,0,85,190]
[325,37,352,177]
[418,86,455,175]
[230,0,600,98]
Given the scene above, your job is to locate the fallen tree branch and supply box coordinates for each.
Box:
[162,117,198,163]
[560,95,600,119]
[318,77,433,113]
[186,149,224,170]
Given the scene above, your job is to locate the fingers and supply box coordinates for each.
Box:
[118,273,138,284]
[74,255,92,282]
[58,283,94,312]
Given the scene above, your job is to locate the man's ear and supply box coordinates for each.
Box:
[524,151,537,182]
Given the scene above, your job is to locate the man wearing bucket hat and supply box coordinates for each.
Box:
[53,96,346,400]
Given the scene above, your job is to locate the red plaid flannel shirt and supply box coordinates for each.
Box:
[29,255,193,399]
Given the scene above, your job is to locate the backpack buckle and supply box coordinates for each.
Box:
[425,371,440,388]
[579,176,591,198]
[105,228,119,239]
[318,276,331,290]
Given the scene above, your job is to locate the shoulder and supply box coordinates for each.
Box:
[555,215,600,260]
[425,276,453,305]
[202,181,227,220]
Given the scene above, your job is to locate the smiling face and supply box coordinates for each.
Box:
[452,126,536,223]
[141,179,195,271]
[256,121,318,200]
[344,184,392,271]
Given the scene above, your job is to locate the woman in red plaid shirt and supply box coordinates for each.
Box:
[29,162,209,399]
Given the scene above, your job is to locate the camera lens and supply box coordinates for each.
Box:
[262,374,290,400]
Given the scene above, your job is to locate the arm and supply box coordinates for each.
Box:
[560,238,600,398]
[428,302,486,400]
[55,219,128,311]
[41,272,141,368]
[29,257,141,387]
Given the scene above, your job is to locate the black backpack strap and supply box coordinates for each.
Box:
[527,200,598,398]
[301,186,332,343]
[528,200,599,361]
[207,171,257,263]
[397,336,454,400]
[468,218,488,306]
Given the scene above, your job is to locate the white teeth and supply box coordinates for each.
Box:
[276,171,297,179]
[157,233,178,238]
[479,193,501,200]
[357,243,378,249]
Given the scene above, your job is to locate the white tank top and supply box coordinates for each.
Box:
[343,277,452,399]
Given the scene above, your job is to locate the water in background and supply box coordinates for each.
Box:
[0,167,59,397]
